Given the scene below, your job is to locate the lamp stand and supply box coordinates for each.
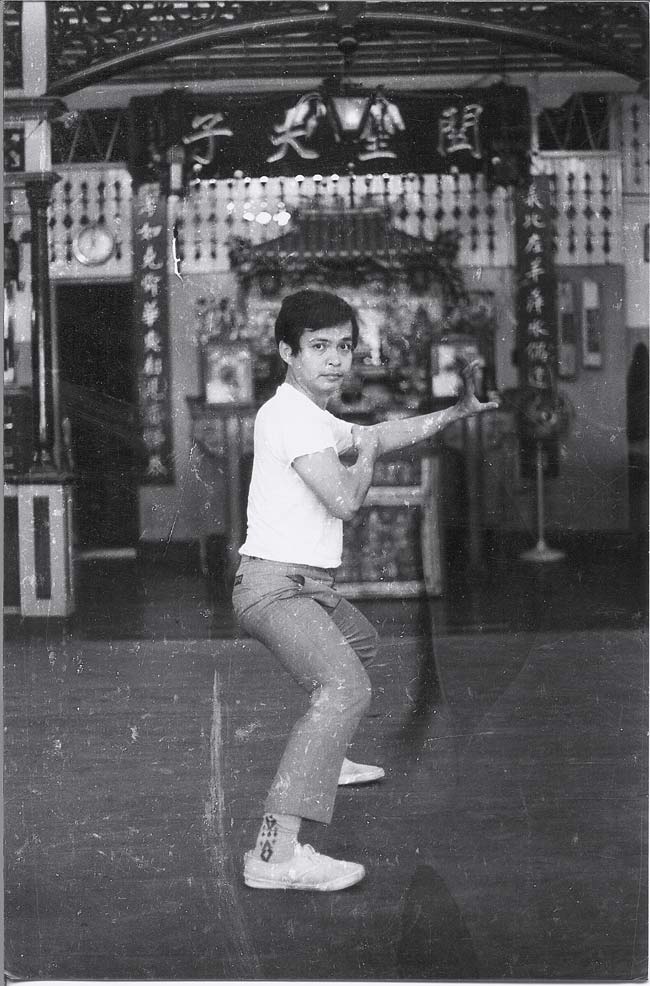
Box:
[520,441,565,563]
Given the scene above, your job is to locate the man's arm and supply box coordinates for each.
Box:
[291,427,380,521]
[359,359,498,457]
[289,361,495,520]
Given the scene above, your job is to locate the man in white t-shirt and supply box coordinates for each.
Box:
[233,289,497,892]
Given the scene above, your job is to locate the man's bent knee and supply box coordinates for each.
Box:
[312,671,372,718]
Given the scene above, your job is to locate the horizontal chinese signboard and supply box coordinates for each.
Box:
[128,85,530,182]
[133,182,174,484]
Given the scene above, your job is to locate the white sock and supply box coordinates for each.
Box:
[254,812,301,863]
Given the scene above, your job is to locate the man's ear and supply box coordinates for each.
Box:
[278,340,293,365]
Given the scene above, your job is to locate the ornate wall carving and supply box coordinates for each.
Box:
[46,1,323,85]
[44,2,646,91]
[3,1,22,89]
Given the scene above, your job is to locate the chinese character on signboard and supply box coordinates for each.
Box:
[267,93,327,163]
[183,111,234,174]
[357,95,405,161]
[514,174,561,477]
[133,182,173,483]
[437,103,483,159]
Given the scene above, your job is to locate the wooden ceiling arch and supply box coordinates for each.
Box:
[35,2,648,98]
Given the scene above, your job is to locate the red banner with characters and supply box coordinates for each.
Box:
[514,174,560,477]
[133,182,174,484]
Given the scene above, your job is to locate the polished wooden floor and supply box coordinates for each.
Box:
[4,534,648,980]
[11,529,645,643]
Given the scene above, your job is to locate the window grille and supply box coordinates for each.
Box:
[51,109,130,164]
[538,93,609,152]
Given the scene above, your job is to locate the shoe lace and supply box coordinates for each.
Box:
[296,843,318,858]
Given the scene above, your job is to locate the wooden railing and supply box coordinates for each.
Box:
[48,165,132,280]
[533,152,623,265]
[47,152,626,280]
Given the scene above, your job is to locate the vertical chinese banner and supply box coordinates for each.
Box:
[514,174,560,477]
[133,182,174,483]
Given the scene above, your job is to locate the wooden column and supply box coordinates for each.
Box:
[25,173,60,472]
[463,414,484,572]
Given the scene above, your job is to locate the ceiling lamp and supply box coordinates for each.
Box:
[329,94,370,137]
[320,75,401,149]
[323,18,375,144]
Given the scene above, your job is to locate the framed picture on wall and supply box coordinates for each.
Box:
[557,280,578,379]
[581,279,603,369]
[203,341,254,404]
[431,335,483,399]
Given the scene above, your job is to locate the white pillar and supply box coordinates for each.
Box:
[4,481,76,617]
[21,1,48,97]
[21,2,53,171]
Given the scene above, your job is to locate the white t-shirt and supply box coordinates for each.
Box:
[240,382,354,568]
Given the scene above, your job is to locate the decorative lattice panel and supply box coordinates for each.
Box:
[47,1,326,85]
[48,156,623,280]
[48,167,132,279]
[620,94,650,196]
[533,152,623,265]
[45,2,645,90]
[170,172,513,273]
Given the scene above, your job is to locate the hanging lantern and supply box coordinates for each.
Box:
[320,75,404,151]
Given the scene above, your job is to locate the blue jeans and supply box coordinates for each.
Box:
[232,555,378,824]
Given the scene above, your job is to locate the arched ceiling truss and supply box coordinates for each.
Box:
[39,2,647,98]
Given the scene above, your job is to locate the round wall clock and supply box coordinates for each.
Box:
[73,223,115,266]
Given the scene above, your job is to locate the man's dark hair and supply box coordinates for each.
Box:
[274,289,359,355]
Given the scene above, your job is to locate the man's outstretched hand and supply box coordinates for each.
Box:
[453,358,500,418]
[350,357,499,457]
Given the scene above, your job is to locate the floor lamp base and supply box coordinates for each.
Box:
[520,540,566,563]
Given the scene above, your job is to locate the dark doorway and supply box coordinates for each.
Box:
[627,343,649,444]
[57,283,139,548]
[626,342,649,536]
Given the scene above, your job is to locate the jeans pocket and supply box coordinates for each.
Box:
[231,573,300,621]
[300,575,340,611]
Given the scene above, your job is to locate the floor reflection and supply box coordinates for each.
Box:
[3,534,647,980]
[410,610,447,719]
[397,864,481,979]
[5,530,645,644]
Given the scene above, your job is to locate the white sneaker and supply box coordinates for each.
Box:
[243,843,365,891]
[338,757,385,786]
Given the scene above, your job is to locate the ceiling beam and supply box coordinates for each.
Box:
[360,10,643,81]
[47,13,337,96]
[46,5,644,97]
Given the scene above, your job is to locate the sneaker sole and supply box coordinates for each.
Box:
[338,770,385,786]
[244,867,365,892]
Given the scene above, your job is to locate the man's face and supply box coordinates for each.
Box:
[281,322,354,405]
